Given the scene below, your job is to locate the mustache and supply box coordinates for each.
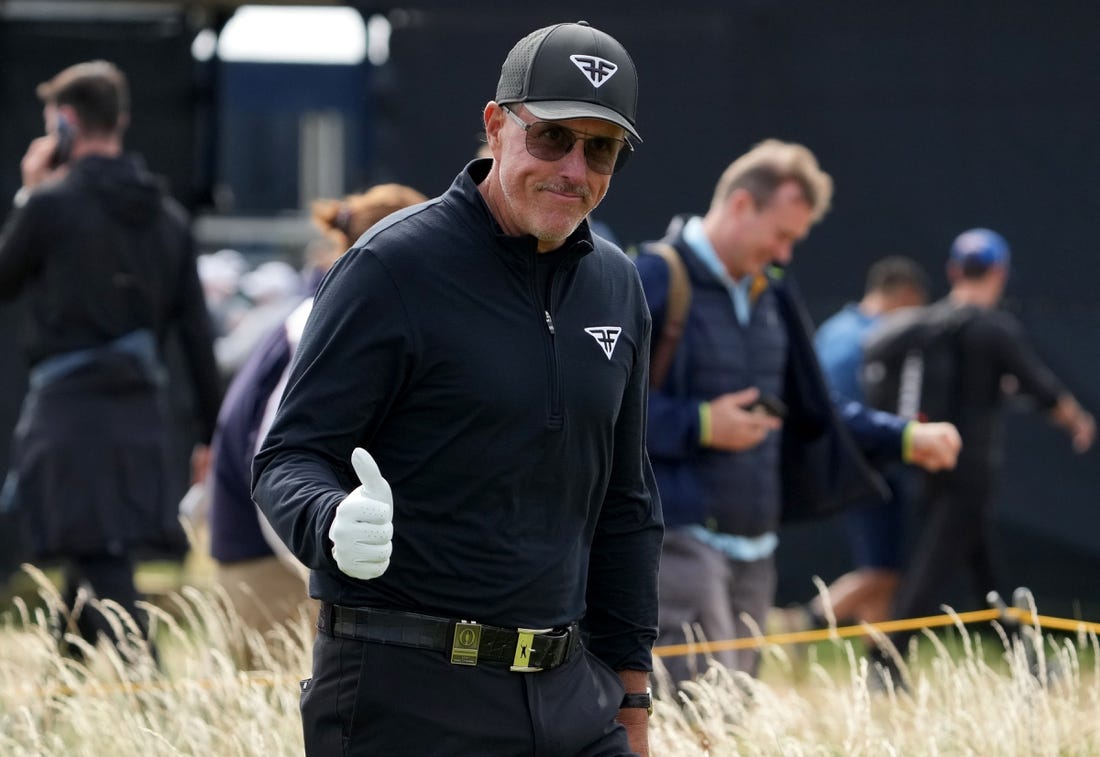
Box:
[535,181,591,199]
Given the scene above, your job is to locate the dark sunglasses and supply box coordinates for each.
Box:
[502,106,633,175]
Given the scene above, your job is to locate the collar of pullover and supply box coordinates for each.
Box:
[450,159,595,267]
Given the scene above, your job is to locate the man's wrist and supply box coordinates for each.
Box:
[620,689,653,716]
[12,186,31,209]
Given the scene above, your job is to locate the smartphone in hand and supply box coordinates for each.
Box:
[749,394,788,420]
[49,113,74,168]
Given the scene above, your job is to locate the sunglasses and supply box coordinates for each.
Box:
[501,106,633,175]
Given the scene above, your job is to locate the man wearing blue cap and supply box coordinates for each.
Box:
[253,21,659,756]
[864,228,1094,688]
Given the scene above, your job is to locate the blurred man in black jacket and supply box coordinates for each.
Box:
[0,61,222,659]
[864,228,1094,684]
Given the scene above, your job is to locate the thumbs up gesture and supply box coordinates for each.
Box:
[328,447,394,580]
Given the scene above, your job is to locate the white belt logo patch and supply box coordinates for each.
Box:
[585,326,622,360]
[570,55,618,88]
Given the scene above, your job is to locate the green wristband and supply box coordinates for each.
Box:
[699,402,712,446]
[902,421,915,463]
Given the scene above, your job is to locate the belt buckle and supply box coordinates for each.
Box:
[511,627,552,672]
[451,620,482,666]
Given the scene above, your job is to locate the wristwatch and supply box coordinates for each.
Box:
[620,689,653,716]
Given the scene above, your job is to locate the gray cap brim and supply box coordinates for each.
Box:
[523,100,642,142]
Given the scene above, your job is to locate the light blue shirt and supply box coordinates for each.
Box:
[685,525,779,562]
[814,303,876,401]
[682,216,754,326]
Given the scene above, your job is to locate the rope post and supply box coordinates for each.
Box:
[1012,586,1060,684]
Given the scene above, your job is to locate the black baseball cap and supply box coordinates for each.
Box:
[495,21,641,141]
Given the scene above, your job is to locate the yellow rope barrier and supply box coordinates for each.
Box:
[653,607,1100,658]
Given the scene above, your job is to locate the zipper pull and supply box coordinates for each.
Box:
[544,310,556,335]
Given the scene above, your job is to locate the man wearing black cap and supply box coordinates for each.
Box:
[864,228,1094,685]
[254,21,661,756]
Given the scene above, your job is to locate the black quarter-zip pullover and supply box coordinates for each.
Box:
[253,160,662,671]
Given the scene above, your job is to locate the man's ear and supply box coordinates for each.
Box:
[727,187,757,217]
[54,104,79,134]
[483,102,505,151]
[990,265,1009,288]
[946,261,961,284]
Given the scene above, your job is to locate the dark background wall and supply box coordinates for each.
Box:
[2,1,1098,616]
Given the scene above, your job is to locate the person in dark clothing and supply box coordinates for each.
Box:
[0,299,29,587]
[803,256,929,629]
[0,61,222,658]
[205,183,425,638]
[635,140,961,684]
[252,22,661,756]
[869,228,1093,684]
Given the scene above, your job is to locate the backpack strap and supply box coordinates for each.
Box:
[647,242,692,389]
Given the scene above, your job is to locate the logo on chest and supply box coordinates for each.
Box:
[584,326,622,360]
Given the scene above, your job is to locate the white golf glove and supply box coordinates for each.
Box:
[328,447,393,580]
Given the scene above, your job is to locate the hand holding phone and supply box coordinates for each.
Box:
[706,388,784,452]
[748,394,788,420]
[49,113,74,168]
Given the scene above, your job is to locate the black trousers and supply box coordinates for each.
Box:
[889,466,998,654]
[301,627,635,756]
[59,553,150,653]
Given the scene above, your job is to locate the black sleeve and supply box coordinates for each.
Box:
[583,268,664,672]
[251,247,414,572]
[171,222,223,443]
[986,312,1065,409]
[0,201,42,300]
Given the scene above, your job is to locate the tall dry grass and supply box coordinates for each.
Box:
[1,566,309,756]
[651,624,1100,755]
[2,569,1098,756]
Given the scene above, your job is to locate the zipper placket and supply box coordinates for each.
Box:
[529,253,564,431]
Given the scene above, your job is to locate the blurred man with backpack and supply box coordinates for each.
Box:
[634,140,961,685]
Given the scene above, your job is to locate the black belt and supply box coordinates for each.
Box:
[319,603,580,672]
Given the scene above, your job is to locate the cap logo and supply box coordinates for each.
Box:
[569,55,618,88]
